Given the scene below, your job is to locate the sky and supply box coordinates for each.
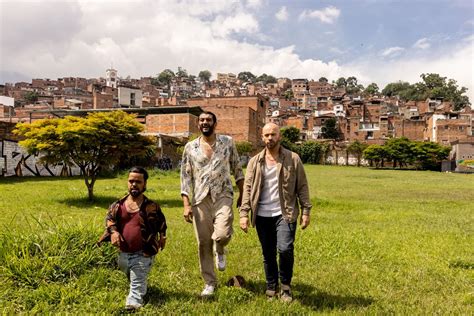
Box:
[1,0,473,101]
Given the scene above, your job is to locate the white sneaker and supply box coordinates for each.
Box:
[201,284,215,297]
[215,250,226,271]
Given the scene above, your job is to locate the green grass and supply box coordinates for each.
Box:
[0,166,473,314]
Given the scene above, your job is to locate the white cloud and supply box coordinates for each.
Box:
[299,6,340,24]
[275,6,288,21]
[211,13,259,37]
[380,46,405,57]
[246,0,263,9]
[413,38,431,49]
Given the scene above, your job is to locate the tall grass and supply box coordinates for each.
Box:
[0,166,472,314]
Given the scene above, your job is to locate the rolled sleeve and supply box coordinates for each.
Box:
[180,146,192,197]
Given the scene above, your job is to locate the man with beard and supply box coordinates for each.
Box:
[98,167,167,310]
[181,111,244,297]
[239,123,312,303]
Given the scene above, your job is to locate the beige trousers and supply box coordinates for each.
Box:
[192,194,234,286]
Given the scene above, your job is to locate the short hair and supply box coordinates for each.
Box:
[199,111,217,124]
[129,166,148,181]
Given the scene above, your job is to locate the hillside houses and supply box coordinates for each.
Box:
[0,69,472,152]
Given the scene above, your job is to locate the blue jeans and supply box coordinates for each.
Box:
[118,251,153,307]
[256,215,296,289]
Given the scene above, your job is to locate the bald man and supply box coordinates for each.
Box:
[239,123,312,302]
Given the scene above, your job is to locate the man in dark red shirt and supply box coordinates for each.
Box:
[98,167,167,310]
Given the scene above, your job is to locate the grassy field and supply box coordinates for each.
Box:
[0,165,473,314]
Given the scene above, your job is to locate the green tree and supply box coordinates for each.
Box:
[235,141,253,155]
[176,67,188,78]
[283,89,294,100]
[157,69,175,90]
[413,141,450,171]
[363,144,389,168]
[318,77,328,83]
[280,126,300,151]
[385,137,416,168]
[347,140,368,167]
[24,91,39,103]
[334,77,346,89]
[198,70,212,83]
[238,71,256,83]
[364,83,379,96]
[299,141,328,164]
[14,111,155,201]
[321,118,341,140]
[346,76,364,95]
[256,73,277,84]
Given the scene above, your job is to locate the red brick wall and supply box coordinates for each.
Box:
[145,113,199,135]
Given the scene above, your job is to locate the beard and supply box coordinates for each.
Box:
[129,187,145,197]
[265,140,278,149]
[199,123,215,136]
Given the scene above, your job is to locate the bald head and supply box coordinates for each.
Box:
[262,123,281,150]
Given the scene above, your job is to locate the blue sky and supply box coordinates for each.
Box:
[1,0,472,100]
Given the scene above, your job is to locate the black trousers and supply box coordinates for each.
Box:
[256,215,297,289]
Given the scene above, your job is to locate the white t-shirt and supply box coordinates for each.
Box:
[257,163,282,217]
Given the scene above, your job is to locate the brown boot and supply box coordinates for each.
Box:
[280,284,293,303]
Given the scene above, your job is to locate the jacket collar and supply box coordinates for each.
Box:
[257,145,288,163]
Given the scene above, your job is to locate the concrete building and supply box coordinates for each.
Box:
[118,86,143,108]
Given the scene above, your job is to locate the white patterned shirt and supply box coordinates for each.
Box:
[180,134,244,206]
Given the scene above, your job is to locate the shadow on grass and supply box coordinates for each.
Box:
[145,285,196,307]
[246,280,373,311]
[295,283,373,311]
[58,195,117,209]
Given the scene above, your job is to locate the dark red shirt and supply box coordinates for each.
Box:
[118,202,143,253]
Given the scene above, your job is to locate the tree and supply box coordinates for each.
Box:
[363,144,389,168]
[256,73,277,84]
[334,77,346,89]
[280,126,300,152]
[237,71,256,83]
[346,76,364,95]
[198,70,212,83]
[347,140,368,167]
[299,141,328,164]
[384,137,416,168]
[176,67,188,78]
[321,118,341,140]
[24,91,39,103]
[364,83,379,96]
[235,141,253,156]
[382,74,470,110]
[156,69,175,90]
[318,77,328,83]
[283,89,294,100]
[413,141,450,171]
[14,111,155,201]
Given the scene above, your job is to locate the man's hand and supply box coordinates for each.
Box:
[300,214,310,230]
[183,205,193,223]
[240,217,249,233]
[159,235,166,250]
[111,231,123,247]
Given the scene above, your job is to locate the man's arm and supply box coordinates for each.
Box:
[105,202,123,246]
[180,145,193,223]
[295,156,312,229]
[239,158,255,233]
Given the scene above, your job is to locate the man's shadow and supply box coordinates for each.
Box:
[144,285,196,307]
[246,280,373,311]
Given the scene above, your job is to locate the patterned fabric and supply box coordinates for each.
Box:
[97,194,167,257]
[181,134,244,206]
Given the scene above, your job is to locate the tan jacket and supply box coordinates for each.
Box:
[239,146,312,226]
